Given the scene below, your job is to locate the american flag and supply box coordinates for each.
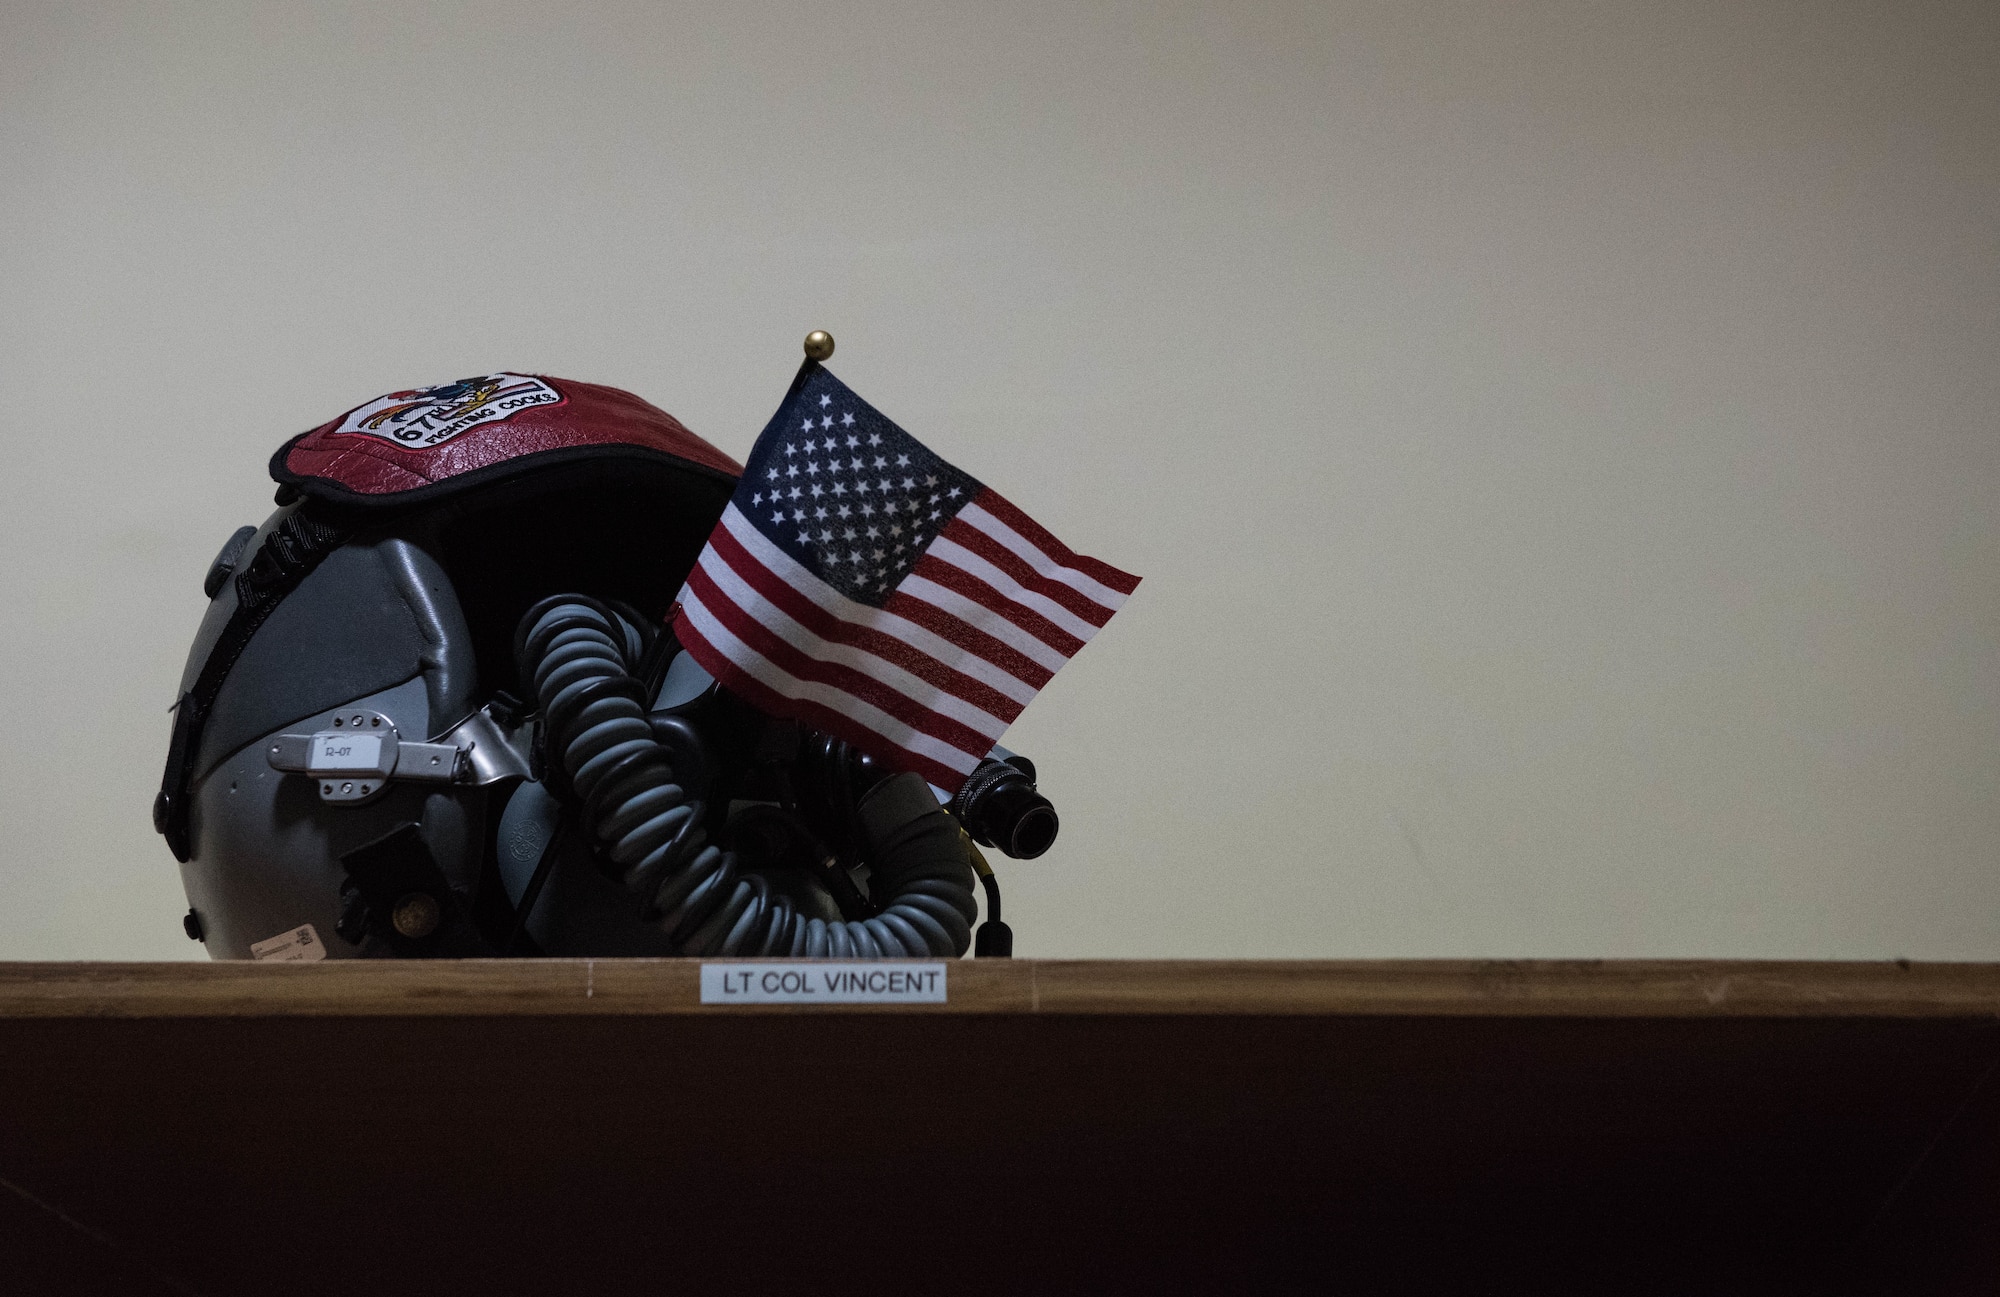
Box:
[670,363,1140,794]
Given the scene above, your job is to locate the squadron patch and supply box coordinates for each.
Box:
[331,374,564,448]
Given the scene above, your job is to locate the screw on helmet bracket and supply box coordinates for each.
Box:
[335,822,491,957]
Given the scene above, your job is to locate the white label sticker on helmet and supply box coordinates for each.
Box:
[700,962,946,1004]
[250,924,327,962]
[309,732,384,774]
[331,374,562,449]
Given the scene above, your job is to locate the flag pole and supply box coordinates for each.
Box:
[781,330,836,406]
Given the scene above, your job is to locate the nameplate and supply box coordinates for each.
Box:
[700,962,947,1005]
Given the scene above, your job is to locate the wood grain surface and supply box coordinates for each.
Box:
[4,960,2000,1293]
[0,957,1997,1018]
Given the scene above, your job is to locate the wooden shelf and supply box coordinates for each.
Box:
[3,959,1997,1294]
[7,956,2000,1018]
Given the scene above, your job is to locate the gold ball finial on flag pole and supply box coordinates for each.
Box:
[803,330,836,362]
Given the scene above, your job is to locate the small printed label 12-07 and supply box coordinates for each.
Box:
[250,924,327,962]
[700,963,947,1005]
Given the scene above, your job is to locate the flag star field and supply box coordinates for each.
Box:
[743,372,984,604]
[672,365,1141,794]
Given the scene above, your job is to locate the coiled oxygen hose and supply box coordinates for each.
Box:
[516,597,978,957]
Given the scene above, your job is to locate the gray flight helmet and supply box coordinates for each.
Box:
[158,373,738,959]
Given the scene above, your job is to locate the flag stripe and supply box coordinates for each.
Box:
[684,567,998,759]
[717,506,1046,702]
[941,514,1116,627]
[687,556,1012,745]
[973,490,1142,596]
[894,574,1075,673]
[703,520,1029,721]
[682,637,970,790]
[874,586,1058,688]
[676,590,980,786]
[958,498,1136,612]
[906,558,1087,659]
[926,534,1110,641]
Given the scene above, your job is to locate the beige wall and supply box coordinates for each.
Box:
[2,1,1994,959]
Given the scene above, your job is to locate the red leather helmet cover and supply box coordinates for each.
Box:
[272,373,741,508]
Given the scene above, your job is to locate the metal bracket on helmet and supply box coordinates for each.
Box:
[267,704,531,806]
